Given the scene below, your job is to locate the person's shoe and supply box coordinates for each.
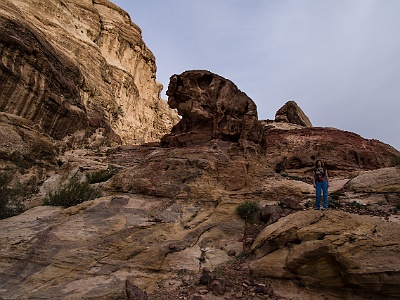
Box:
[314,208,320,210]
[322,207,328,211]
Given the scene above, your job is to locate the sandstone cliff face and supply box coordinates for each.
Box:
[0,0,178,148]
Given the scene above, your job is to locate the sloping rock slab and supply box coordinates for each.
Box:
[250,210,400,299]
[346,166,400,193]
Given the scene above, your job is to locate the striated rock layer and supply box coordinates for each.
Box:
[250,210,400,299]
[263,126,399,177]
[0,0,178,148]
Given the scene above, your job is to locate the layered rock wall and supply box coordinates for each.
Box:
[264,127,400,176]
[0,0,178,147]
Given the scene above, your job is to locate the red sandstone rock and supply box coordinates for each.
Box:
[161,70,264,147]
[263,126,400,177]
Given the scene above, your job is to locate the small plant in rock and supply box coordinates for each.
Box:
[236,201,260,222]
[330,191,344,201]
[329,199,342,208]
[349,201,362,208]
[86,169,115,184]
[0,172,25,219]
[46,178,101,207]
[304,200,314,209]
[392,204,400,214]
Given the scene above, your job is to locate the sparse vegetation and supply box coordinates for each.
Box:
[390,155,400,166]
[46,177,101,207]
[329,199,342,208]
[0,172,24,219]
[236,201,260,222]
[330,191,344,201]
[304,200,314,209]
[86,169,115,184]
[392,204,400,214]
[349,201,362,208]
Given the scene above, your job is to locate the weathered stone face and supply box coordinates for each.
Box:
[162,70,263,147]
[0,0,178,148]
[263,126,400,177]
[250,210,400,299]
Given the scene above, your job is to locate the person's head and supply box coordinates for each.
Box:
[315,159,324,168]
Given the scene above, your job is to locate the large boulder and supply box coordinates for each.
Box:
[161,70,264,147]
[108,140,274,201]
[250,210,400,299]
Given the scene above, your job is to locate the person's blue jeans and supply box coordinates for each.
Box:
[315,180,328,209]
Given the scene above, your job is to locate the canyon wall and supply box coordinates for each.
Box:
[0,0,178,148]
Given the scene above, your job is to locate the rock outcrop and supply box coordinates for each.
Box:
[250,210,400,299]
[275,100,312,127]
[346,166,400,193]
[161,70,263,148]
[263,126,400,177]
[0,0,178,148]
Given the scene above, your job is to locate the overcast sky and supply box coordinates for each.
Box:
[111,0,400,151]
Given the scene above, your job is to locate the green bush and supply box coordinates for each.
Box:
[86,169,115,184]
[0,172,24,219]
[46,178,101,207]
[236,201,260,222]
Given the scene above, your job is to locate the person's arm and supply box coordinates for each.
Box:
[326,169,329,187]
[312,169,316,188]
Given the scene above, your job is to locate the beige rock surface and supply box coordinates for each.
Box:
[0,192,246,299]
[0,0,178,147]
[250,210,400,299]
[346,166,400,193]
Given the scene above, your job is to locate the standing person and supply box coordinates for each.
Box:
[312,159,329,210]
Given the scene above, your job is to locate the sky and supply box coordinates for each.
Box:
[111,0,400,151]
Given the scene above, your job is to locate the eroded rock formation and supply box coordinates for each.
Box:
[250,210,400,299]
[161,70,263,147]
[0,0,178,148]
[275,100,313,127]
[263,126,400,177]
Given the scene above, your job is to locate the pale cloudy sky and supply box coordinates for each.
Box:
[111,0,400,151]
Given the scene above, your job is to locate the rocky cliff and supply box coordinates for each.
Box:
[0,0,178,148]
[1,69,400,299]
[1,1,400,299]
